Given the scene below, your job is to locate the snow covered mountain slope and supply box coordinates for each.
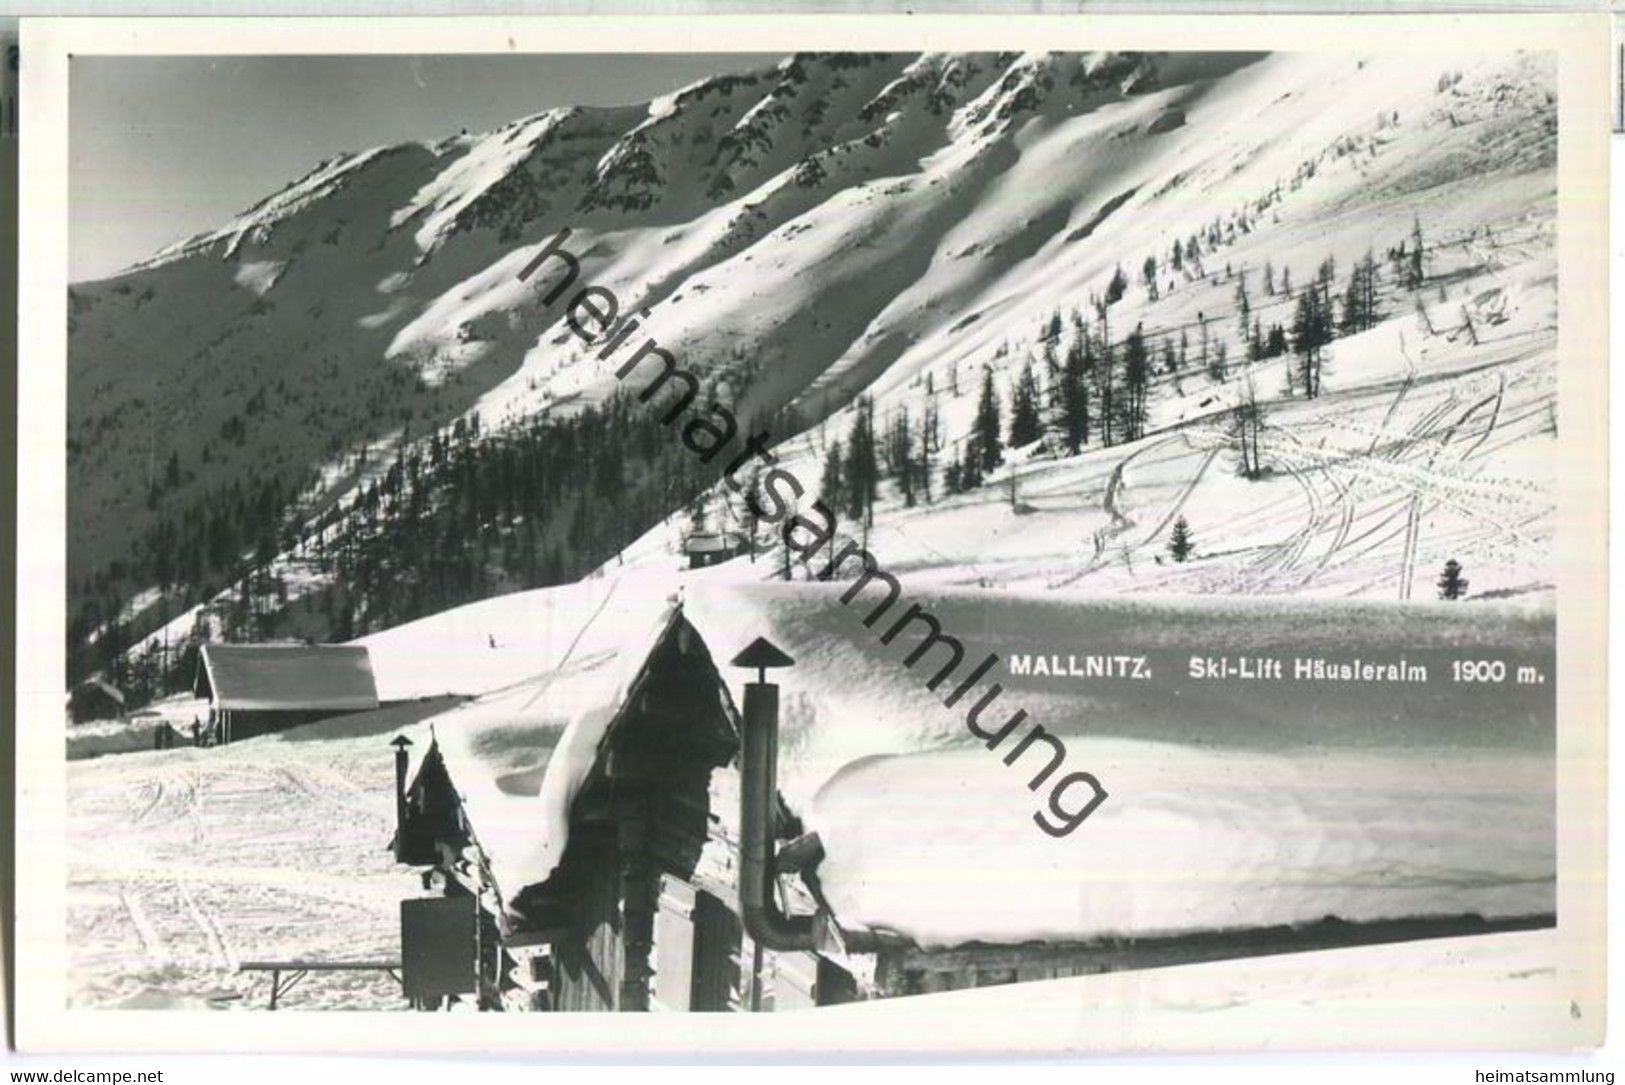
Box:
[77,48,1557,693]
[71,50,1167,673]
[601,49,1558,603]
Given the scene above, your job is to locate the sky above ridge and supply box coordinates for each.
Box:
[70,52,782,281]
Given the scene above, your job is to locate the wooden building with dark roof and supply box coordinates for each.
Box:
[193,644,379,744]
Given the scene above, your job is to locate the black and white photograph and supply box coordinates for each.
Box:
[12,12,1609,1056]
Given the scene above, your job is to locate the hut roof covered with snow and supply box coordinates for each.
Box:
[379,569,1557,952]
[193,644,380,713]
[682,531,743,555]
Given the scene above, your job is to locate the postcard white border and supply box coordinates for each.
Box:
[15,12,1609,1055]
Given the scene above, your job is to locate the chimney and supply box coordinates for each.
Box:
[730,637,818,952]
[391,734,414,863]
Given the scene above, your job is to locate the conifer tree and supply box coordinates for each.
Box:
[1168,515,1194,563]
[918,397,941,504]
[1045,310,1063,343]
[1119,324,1152,442]
[1339,251,1380,335]
[975,366,1003,473]
[1197,312,1210,381]
[1095,305,1118,446]
[1407,214,1425,289]
[821,439,845,520]
[1105,265,1128,305]
[843,401,879,525]
[1060,332,1091,454]
[884,406,918,508]
[1292,285,1333,398]
[956,439,983,491]
[1009,361,1043,447]
[1437,558,1469,600]
[1035,341,1055,387]
[1234,271,1251,343]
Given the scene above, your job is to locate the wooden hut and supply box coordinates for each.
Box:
[392,607,864,1011]
[193,644,379,744]
[682,531,747,570]
[68,678,126,723]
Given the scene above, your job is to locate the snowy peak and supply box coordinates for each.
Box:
[395,106,643,248]
[138,143,441,271]
[124,50,1177,279]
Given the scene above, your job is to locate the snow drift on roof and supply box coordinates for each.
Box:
[374,569,1554,948]
[196,644,379,713]
[679,581,1554,946]
[79,678,126,705]
[398,574,683,899]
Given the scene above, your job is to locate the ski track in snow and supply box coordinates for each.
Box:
[1139,439,1223,553]
[1021,341,1549,602]
[120,890,170,967]
[68,734,416,1010]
